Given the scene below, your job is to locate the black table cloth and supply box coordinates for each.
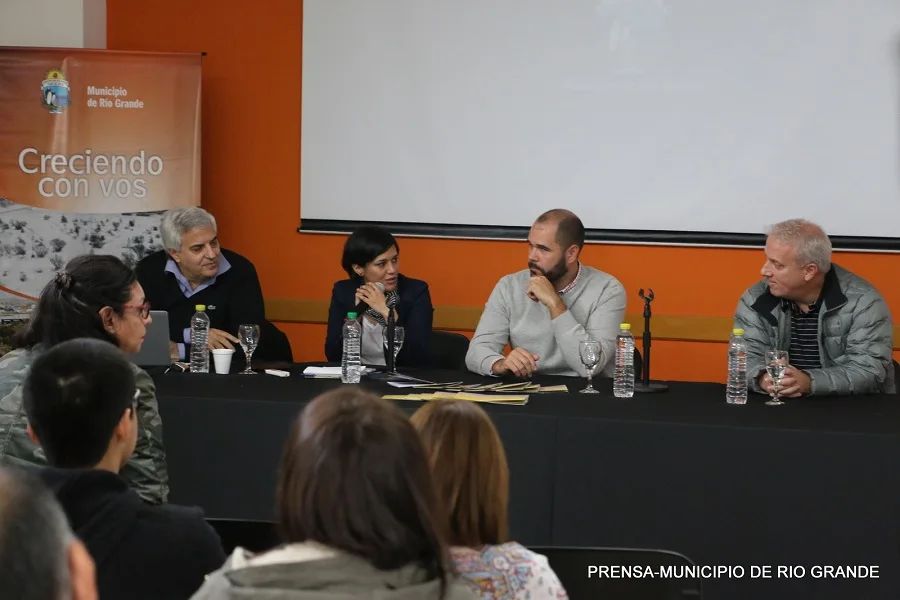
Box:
[152,365,900,600]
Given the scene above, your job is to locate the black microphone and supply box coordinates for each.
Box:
[354,281,385,314]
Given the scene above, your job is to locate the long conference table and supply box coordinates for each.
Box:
[151,365,900,600]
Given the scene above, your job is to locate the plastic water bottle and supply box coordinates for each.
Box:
[189,304,210,373]
[613,323,635,398]
[726,328,748,404]
[341,312,362,384]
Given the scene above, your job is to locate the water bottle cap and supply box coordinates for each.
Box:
[620,323,631,330]
[733,328,744,335]
[195,304,206,311]
[347,312,358,319]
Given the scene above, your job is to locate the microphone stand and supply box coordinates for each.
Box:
[386,308,397,375]
[633,288,668,393]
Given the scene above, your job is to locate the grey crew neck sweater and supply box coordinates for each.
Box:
[465,266,626,377]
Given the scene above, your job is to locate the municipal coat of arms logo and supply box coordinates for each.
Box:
[41,68,71,114]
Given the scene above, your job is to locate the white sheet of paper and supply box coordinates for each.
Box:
[302,366,374,376]
[302,366,342,375]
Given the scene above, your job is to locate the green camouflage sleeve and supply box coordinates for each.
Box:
[120,364,169,504]
[0,349,47,470]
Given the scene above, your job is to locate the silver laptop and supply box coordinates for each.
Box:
[131,310,172,367]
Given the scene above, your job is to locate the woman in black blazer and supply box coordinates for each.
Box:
[325,226,433,367]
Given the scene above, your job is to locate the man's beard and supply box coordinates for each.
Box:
[528,257,567,284]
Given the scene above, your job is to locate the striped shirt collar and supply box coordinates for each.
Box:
[558,262,583,296]
[781,295,823,315]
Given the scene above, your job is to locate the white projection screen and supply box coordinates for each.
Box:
[300,0,900,247]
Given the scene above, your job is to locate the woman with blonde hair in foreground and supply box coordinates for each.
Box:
[410,400,568,600]
[191,388,476,600]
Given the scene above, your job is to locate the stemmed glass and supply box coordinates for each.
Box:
[579,340,602,394]
[238,324,260,375]
[765,349,789,405]
[382,326,405,375]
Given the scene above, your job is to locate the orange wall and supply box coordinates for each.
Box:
[106,1,900,382]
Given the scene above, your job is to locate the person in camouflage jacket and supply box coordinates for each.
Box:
[0,255,168,504]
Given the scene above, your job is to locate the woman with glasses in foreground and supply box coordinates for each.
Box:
[0,254,168,505]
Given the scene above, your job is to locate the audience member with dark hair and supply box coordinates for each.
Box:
[191,388,475,600]
[0,465,98,600]
[0,254,168,504]
[411,399,568,600]
[325,225,434,367]
[24,338,226,600]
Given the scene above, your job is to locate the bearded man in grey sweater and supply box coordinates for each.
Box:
[466,209,627,378]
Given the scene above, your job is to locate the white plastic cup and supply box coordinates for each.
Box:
[211,348,234,374]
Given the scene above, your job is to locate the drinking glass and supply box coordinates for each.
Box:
[238,324,260,375]
[382,326,405,375]
[579,340,602,394]
[765,349,788,405]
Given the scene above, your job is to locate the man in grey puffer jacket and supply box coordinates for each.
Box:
[734,219,894,397]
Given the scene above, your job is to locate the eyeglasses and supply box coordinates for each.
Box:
[123,303,151,319]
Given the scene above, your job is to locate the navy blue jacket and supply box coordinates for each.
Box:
[325,274,433,367]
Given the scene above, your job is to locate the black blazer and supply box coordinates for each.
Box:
[325,274,433,368]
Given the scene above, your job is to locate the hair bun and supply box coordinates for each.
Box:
[54,270,73,290]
